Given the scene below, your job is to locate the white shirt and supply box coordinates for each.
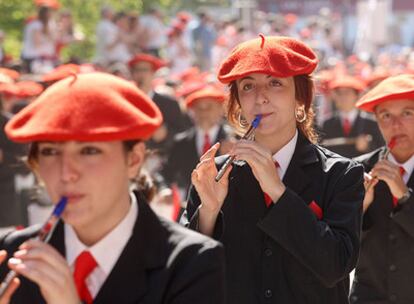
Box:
[21,20,57,59]
[271,129,298,180]
[65,193,138,298]
[389,153,414,184]
[140,15,167,49]
[196,125,220,156]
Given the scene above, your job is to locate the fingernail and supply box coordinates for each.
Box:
[8,258,22,265]
[14,250,27,258]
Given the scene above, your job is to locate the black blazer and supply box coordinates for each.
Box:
[0,191,226,304]
[320,111,384,158]
[182,132,364,304]
[162,124,233,191]
[350,148,414,304]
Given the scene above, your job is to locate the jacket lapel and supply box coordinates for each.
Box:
[282,133,319,197]
[94,193,168,304]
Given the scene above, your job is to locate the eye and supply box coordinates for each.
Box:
[379,112,391,121]
[402,109,414,117]
[39,147,60,156]
[242,83,254,91]
[269,79,282,87]
[81,146,102,155]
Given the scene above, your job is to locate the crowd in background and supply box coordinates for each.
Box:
[0,1,412,228]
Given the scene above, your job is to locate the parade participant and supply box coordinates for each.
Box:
[350,74,414,303]
[181,35,365,303]
[321,75,384,158]
[0,72,225,303]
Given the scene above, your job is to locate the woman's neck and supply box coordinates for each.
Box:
[255,126,297,155]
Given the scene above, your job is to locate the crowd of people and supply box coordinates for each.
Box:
[0,0,413,303]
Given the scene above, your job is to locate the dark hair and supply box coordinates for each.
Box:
[38,6,51,35]
[226,74,318,143]
[27,140,157,202]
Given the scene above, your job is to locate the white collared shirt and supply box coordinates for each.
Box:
[65,193,138,298]
[271,129,298,180]
[388,153,414,184]
[196,125,220,156]
[339,109,358,126]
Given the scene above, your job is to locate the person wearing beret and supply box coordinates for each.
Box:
[181,35,365,303]
[0,73,226,303]
[321,75,384,158]
[350,74,414,303]
[128,53,191,160]
[162,86,235,206]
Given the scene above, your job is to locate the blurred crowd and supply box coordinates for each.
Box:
[0,0,413,229]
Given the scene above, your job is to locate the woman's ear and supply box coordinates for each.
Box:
[127,142,146,179]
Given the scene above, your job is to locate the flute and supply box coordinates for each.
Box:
[215,114,262,182]
[365,137,397,191]
[0,197,68,297]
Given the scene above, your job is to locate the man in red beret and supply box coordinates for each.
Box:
[128,53,191,160]
[350,74,414,303]
[321,75,384,158]
[162,86,234,203]
[0,72,225,303]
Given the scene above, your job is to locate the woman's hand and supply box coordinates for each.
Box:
[192,143,231,236]
[0,250,19,304]
[370,160,408,199]
[192,143,231,214]
[8,240,80,304]
[233,140,285,203]
[362,172,379,213]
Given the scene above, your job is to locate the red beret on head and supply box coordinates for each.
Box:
[217,35,318,84]
[0,68,20,81]
[356,74,414,112]
[42,64,95,83]
[34,0,60,9]
[128,54,166,71]
[185,87,226,108]
[14,81,44,98]
[329,75,366,92]
[5,73,163,143]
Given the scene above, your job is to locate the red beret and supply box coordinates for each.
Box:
[329,76,366,92]
[0,68,20,81]
[42,64,94,83]
[128,54,166,71]
[176,81,206,98]
[14,81,44,98]
[34,0,60,9]
[0,83,19,96]
[217,35,318,84]
[185,87,226,108]
[5,73,163,143]
[356,74,414,112]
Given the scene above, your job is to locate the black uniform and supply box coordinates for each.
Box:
[321,111,384,158]
[182,132,364,304]
[350,148,414,304]
[0,191,226,304]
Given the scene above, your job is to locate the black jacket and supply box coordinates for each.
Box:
[0,191,226,304]
[321,111,384,158]
[350,148,414,304]
[182,132,364,304]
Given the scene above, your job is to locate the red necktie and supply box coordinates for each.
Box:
[392,166,406,208]
[73,251,97,304]
[343,118,351,136]
[202,133,211,154]
[263,161,280,207]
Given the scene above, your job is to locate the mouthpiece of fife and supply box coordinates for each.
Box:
[0,197,68,297]
[215,114,262,182]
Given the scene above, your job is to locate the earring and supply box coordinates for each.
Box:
[295,106,307,123]
[238,111,249,128]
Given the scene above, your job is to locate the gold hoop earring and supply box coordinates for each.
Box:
[238,111,249,128]
[295,107,307,123]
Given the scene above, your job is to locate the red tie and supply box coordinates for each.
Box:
[263,161,280,207]
[73,251,97,304]
[343,118,351,136]
[202,133,211,154]
[392,166,406,208]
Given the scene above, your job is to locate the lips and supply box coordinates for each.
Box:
[62,193,85,204]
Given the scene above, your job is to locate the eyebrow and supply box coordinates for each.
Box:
[239,75,277,82]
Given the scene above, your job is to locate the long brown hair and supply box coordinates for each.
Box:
[226,74,318,143]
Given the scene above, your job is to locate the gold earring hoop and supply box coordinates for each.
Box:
[295,107,307,123]
[238,111,249,128]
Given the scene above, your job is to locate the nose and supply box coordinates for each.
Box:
[256,88,269,105]
[60,153,80,183]
[391,115,403,129]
